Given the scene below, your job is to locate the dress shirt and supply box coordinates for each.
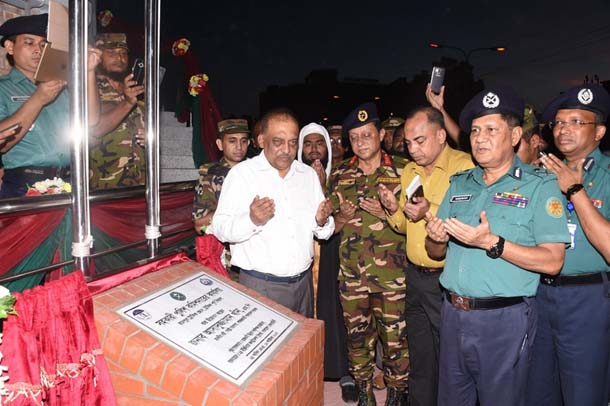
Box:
[212,152,334,276]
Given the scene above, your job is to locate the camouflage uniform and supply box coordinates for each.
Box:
[192,157,231,223]
[328,152,410,390]
[90,76,145,189]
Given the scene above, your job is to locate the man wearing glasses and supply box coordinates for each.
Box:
[527,84,610,406]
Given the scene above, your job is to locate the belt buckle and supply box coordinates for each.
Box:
[451,293,471,311]
[541,276,557,286]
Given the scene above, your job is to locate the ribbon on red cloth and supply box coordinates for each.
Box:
[87,252,191,295]
[0,271,116,405]
[195,234,229,278]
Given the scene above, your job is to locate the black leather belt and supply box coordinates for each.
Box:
[410,264,443,273]
[540,272,608,287]
[444,291,524,311]
[236,266,309,284]
[5,166,70,179]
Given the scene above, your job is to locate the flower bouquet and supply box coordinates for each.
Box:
[188,74,209,97]
[25,177,72,197]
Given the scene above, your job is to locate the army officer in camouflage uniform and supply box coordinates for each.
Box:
[329,102,409,406]
[89,33,145,189]
[193,118,250,233]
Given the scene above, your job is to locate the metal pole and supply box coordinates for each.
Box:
[144,0,161,257]
[69,0,93,275]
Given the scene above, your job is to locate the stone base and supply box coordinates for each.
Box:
[93,261,324,405]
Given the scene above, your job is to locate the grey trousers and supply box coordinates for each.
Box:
[239,269,313,318]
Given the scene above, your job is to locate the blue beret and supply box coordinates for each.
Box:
[342,102,379,134]
[542,84,610,123]
[459,86,524,132]
[0,14,47,47]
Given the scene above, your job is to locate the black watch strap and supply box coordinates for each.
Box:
[565,183,584,201]
[486,236,505,259]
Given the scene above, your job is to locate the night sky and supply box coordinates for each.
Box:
[98,0,610,119]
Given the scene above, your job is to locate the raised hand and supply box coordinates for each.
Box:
[315,198,333,226]
[404,196,430,222]
[249,195,275,226]
[123,73,145,106]
[444,210,495,249]
[377,184,399,214]
[425,211,449,243]
[539,153,583,193]
[336,191,356,221]
[33,80,66,106]
[359,196,386,220]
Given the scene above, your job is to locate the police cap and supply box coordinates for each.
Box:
[459,86,524,132]
[542,84,610,123]
[0,14,47,47]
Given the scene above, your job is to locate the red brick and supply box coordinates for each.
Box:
[140,343,177,385]
[111,373,145,395]
[103,323,127,362]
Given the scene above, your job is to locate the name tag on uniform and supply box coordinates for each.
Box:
[450,194,472,203]
[11,96,30,102]
[377,177,400,184]
[338,179,355,186]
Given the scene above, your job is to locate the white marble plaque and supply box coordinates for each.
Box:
[118,271,298,386]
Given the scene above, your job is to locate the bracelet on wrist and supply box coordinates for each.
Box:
[565,183,584,201]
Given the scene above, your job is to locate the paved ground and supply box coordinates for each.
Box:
[323,380,387,405]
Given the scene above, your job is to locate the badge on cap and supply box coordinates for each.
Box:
[357,110,368,122]
[482,92,500,109]
[577,88,594,105]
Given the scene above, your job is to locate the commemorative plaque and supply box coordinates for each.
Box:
[118,272,298,386]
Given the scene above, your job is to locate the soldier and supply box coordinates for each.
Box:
[328,124,348,169]
[527,84,610,406]
[381,116,404,154]
[192,118,250,234]
[89,33,145,189]
[329,102,409,406]
[391,123,407,157]
[379,106,474,406]
[425,87,570,406]
[516,105,547,166]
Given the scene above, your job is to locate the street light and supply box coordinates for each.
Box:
[428,42,506,63]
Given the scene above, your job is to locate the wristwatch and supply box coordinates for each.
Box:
[486,236,505,259]
[565,183,584,201]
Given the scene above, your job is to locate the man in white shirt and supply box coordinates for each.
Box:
[212,108,335,317]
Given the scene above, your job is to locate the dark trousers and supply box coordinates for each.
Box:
[526,279,610,406]
[239,269,313,318]
[438,298,536,406]
[0,166,70,198]
[405,266,442,406]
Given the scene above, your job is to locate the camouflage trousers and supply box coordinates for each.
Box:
[339,285,410,389]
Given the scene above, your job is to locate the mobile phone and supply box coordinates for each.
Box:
[131,58,145,86]
[429,66,445,95]
[409,185,424,203]
[0,122,21,134]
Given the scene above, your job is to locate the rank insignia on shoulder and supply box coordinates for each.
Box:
[450,194,472,203]
[546,197,564,218]
[338,179,356,186]
[492,192,528,208]
[592,199,603,208]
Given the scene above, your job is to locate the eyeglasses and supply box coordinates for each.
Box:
[549,119,598,129]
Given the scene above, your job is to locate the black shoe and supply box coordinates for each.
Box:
[340,381,359,403]
[385,386,409,406]
[356,380,376,406]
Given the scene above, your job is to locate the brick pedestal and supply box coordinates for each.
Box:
[93,262,324,405]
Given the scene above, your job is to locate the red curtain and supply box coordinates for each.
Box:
[195,234,229,278]
[0,271,116,405]
[198,88,222,163]
[90,191,194,244]
[0,209,66,276]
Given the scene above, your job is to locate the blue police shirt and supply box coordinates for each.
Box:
[562,148,610,275]
[0,68,70,169]
[437,157,571,298]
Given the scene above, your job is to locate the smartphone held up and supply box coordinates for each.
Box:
[429,66,445,95]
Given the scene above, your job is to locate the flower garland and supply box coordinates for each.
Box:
[25,178,72,197]
[0,285,17,402]
[188,74,209,97]
[171,38,191,56]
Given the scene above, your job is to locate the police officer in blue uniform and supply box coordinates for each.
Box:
[526,84,610,406]
[425,86,571,406]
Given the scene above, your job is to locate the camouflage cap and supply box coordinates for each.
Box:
[218,119,250,135]
[95,33,128,49]
[381,117,405,128]
[522,105,539,135]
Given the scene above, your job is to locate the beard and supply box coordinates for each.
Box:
[302,155,328,169]
[97,65,130,82]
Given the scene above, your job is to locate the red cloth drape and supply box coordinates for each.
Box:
[198,88,222,163]
[0,271,116,405]
[0,208,67,276]
[195,234,229,278]
[87,252,191,295]
[90,191,194,244]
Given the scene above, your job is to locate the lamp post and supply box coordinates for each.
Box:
[429,42,506,63]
